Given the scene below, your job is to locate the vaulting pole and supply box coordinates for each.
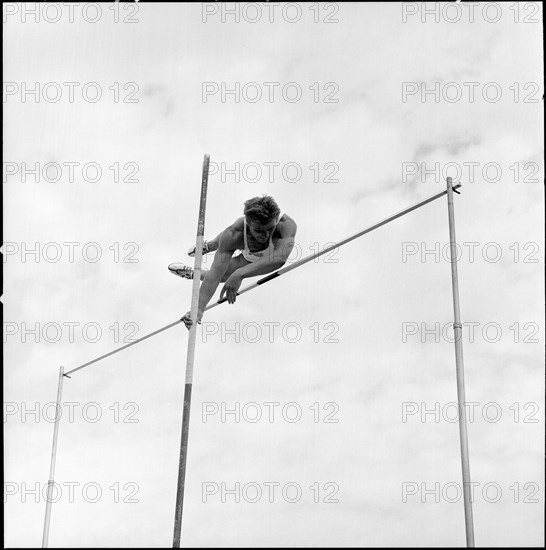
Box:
[173,154,210,547]
[42,366,64,548]
[446,177,475,547]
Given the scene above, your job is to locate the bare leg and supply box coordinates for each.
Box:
[220,254,251,281]
[198,254,250,281]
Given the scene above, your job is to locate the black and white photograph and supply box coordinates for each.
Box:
[3,1,544,547]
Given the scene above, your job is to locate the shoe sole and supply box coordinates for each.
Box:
[168,264,193,279]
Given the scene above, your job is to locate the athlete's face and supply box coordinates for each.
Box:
[247,218,277,243]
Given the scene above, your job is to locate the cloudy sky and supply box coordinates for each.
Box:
[4,2,544,547]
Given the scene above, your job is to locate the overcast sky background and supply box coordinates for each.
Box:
[3,2,544,547]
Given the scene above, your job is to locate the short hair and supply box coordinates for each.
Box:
[243,195,280,225]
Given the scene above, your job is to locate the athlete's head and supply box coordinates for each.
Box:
[244,195,281,243]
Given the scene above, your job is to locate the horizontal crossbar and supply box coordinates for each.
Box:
[63,183,460,377]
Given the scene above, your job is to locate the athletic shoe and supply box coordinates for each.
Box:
[187,240,210,257]
[168,263,194,279]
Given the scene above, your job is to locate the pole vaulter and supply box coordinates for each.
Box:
[43,169,475,547]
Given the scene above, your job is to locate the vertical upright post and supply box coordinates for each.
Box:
[446,177,475,547]
[173,154,210,547]
[42,366,65,548]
